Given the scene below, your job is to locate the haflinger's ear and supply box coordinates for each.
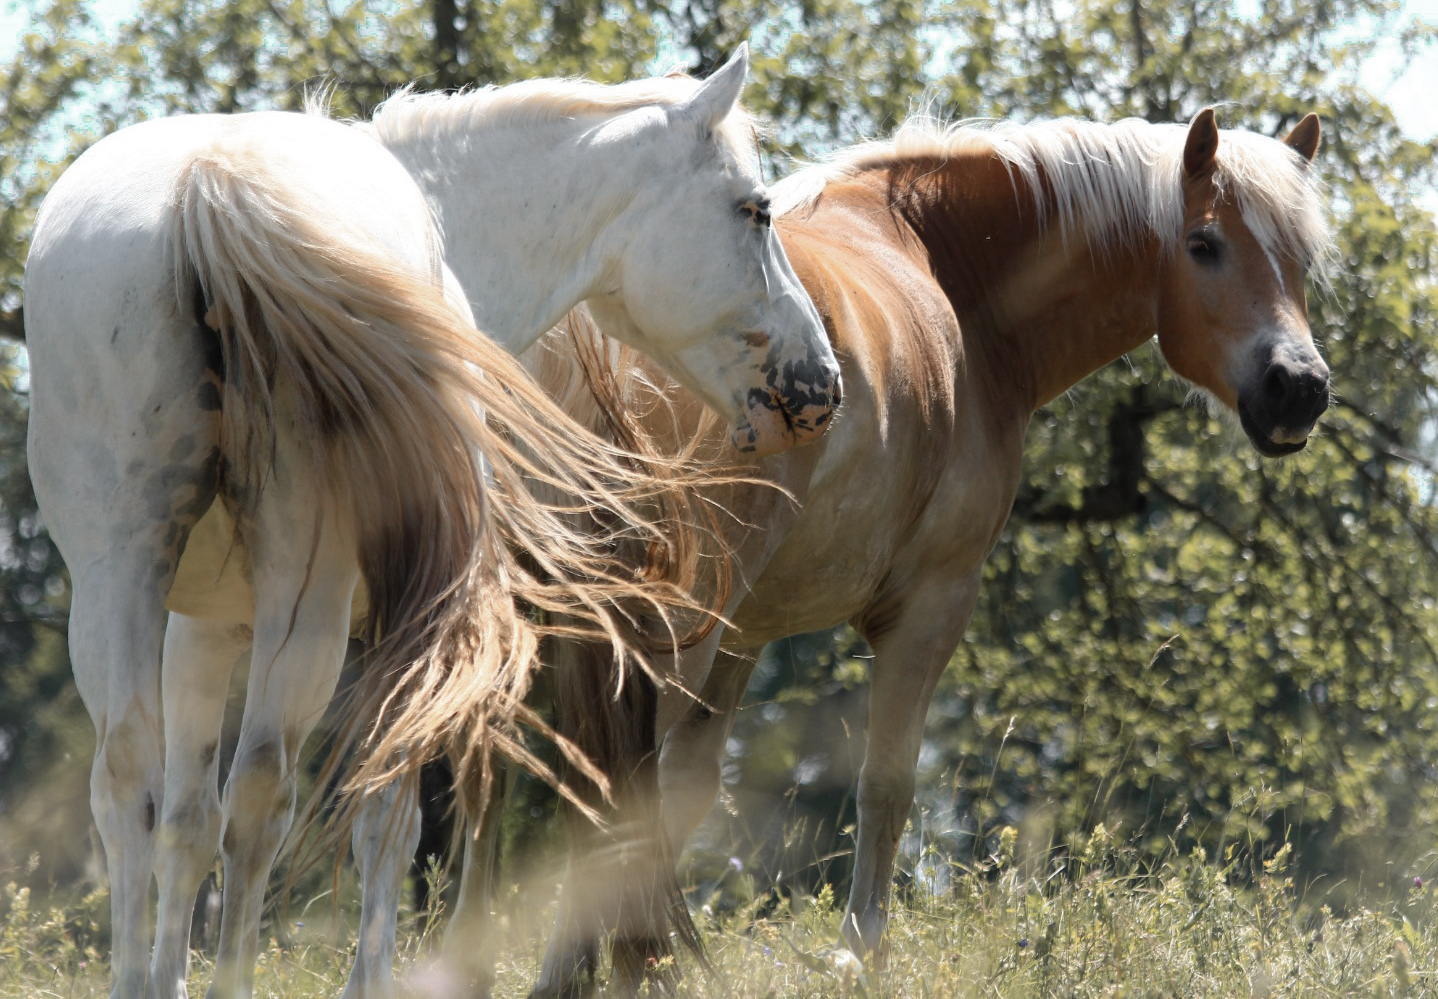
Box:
[1183,107,1219,178]
[1284,112,1322,164]
[678,42,749,130]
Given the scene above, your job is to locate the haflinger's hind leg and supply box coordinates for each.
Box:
[207,432,360,999]
[842,570,983,962]
[151,614,252,999]
[342,774,421,999]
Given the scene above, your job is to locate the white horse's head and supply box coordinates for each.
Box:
[583,46,841,456]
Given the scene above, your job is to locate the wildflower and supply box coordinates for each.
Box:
[1415,876,1425,889]
[729,856,744,872]
[1018,938,1028,949]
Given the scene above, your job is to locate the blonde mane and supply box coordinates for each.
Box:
[775,116,1332,281]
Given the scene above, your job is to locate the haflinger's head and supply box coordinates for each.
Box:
[585,44,841,457]
[1155,108,1331,456]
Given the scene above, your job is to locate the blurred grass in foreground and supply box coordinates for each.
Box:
[4,830,1437,997]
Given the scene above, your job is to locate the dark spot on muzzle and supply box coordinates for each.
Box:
[752,352,842,431]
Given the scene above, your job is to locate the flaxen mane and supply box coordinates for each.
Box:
[775,116,1332,278]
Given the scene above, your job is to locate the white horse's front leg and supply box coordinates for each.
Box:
[342,777,421,999]
[842,571,982,960]
[151,615,252,999]
[432,762,509,999]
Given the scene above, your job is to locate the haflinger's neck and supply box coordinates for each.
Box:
[881,150,1165,414]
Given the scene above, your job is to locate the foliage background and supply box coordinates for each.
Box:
[0,0,1435,940]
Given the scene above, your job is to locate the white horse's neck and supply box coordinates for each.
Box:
[376,113,653,354]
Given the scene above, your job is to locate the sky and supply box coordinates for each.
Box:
[1353,0,1438,140]
[0,0,1435,140]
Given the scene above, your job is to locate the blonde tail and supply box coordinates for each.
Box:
[172,143,709,819]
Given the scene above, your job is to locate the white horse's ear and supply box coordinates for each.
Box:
[679,43,749,129]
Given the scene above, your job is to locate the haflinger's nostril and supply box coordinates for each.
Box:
[1263,364,1294,409]
[1298,367,1331,422]
[1261,358,1330,426]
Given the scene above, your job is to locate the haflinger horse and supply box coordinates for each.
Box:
[512,106,1331,993]
[23,46,838,999]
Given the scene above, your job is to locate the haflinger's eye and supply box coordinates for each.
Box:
[1186,227,1221,263]
[739,197,773,229]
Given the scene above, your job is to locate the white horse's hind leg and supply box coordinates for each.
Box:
[151,615,252,999]
[207,418,360,999]
[343,777,421,999]
[26,264,222,999]
[64,560,179,999]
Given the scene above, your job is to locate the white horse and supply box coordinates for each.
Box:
[24,46,838,999]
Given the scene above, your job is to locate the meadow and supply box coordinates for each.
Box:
[5,828,1435,998]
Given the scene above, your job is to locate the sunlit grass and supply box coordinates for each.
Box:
[4,833,1437,997]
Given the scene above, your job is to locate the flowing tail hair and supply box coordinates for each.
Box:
[171,139,713,823]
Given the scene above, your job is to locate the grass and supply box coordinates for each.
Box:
[4,831,1437,998]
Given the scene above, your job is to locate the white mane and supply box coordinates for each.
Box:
[363,73,758,154]
[774,116,1332,280]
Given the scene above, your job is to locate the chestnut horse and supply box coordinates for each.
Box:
[518,107,1331,994]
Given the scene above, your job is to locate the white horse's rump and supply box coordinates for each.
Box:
[27,110,477,999]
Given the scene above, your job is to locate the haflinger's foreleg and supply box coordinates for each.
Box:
[207,412,361,999]
[151,615,252,999]
[655,646,759,857]
[842,570,983,961]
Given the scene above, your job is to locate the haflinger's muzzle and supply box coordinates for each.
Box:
[730,354,842,456]
[1237,350,1331,457]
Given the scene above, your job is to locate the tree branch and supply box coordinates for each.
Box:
[0,307,22,343]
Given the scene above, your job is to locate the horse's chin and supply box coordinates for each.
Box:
[730,408,796,457]
[1239,401,1310,457]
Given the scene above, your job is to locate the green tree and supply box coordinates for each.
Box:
[706,0,1438,903]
